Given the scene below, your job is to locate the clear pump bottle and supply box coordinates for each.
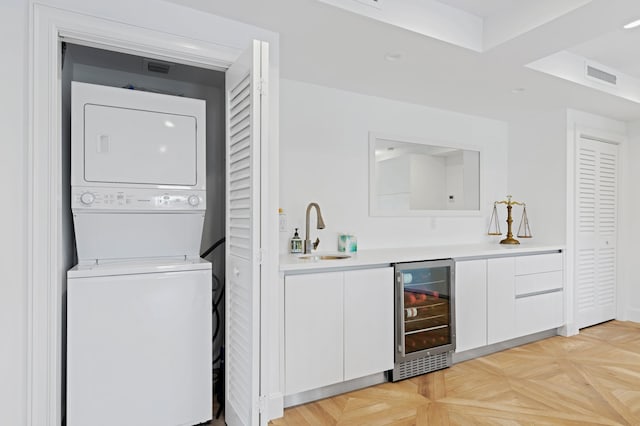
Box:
[289,228,303,254]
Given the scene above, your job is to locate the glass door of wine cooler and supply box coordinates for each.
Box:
[395,259,455,362]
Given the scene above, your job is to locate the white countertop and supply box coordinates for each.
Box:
[280,242,564,272]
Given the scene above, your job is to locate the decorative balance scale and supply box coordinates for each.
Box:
[487,195,532,245]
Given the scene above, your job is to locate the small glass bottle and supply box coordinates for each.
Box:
[289,228,303,254]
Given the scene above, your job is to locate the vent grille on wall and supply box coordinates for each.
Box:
[586,64,617,85]
[143,58,173,74]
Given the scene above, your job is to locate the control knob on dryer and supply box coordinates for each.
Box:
[80,192,95,206]
[188,195,200,207]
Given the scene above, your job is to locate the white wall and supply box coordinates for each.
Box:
[0,0,27,425]
[625,121,640,322]
[507,110,566,244]
[279,79,508,252]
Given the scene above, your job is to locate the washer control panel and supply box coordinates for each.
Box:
[71,187,206,211]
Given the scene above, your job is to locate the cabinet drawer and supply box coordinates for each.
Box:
[515,270,563,296]
[515,291,563,336]
[515,253,562,275]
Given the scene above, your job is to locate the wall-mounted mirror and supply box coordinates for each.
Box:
[369,133,482,216]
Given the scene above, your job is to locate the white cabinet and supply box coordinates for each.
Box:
[284,267,394,395]
[487,257,517,344]
[454,260,487,352]
[514,253,564,336]
[344,268,395,381]
[455,252,564,353]
[284,272,344,395]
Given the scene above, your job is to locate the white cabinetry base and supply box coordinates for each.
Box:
[283,372,387,408]
[452,329,559,364]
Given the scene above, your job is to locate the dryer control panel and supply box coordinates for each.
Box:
[71,187,206,211]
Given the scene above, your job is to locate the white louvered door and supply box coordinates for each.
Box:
[225,40,268,426]
[575,136,618,329]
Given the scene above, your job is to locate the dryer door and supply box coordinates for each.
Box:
[83,104,197,185]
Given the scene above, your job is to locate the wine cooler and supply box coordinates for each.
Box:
[392,259,455,381]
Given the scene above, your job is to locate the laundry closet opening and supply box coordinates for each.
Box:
[60,42,227,423]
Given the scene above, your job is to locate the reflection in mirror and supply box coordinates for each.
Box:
[370,134,481,215]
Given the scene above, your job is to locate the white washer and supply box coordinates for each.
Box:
[66,259,212,426]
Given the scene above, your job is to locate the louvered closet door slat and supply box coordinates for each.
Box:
[228,74,252,261]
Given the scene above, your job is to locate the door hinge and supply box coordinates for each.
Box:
[258,395,267,413]
[258,78,268,96]
[256,248,265,264]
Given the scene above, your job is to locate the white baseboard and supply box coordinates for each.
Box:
[624,308,640,323]
[263,392,284,424]
[558,322,579,337]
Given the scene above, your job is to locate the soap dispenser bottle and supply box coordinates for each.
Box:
[289,228,303,254]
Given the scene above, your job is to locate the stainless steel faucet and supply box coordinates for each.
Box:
[304,202,325,254]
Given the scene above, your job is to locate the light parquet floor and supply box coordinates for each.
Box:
[271,320,640,425]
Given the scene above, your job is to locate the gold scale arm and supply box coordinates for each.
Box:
[488,195,532,245]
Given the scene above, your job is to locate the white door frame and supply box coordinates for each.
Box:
[28,4,264,424]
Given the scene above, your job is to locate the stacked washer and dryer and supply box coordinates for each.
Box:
[67,82,212,426]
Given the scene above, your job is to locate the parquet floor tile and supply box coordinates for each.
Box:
[271,321,640,425]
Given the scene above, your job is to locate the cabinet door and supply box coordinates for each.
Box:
[284,272,344,395]
[487,257,516,344]
[516,291,564,336]
[455,260,487,352]
[344,267,394,381]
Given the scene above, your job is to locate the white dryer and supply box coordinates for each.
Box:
[70,81,207,262]
[67,82,212,426]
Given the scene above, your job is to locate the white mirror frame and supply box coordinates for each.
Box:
[369,132,485,217]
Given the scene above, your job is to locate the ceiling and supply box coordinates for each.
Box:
[167,0,640,122]
[569,29,640,80]
[436,0,518,18]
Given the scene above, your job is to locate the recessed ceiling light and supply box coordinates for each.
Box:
[623,19,640,29]
[384,52,404,62]
[511,88,526,94]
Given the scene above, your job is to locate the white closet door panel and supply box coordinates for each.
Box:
[575,137,618,329]
[597,247,616,307]
[598,150,617,236]
[225,40,268,426]
[576,145,597,234]
[576,248,596,313]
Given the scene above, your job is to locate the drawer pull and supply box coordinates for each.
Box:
[515,288,562,299]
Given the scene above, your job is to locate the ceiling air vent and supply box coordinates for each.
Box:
[143,59,173,74]
[586,64,617,85]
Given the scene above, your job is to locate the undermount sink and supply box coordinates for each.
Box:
[298,254,351,260]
